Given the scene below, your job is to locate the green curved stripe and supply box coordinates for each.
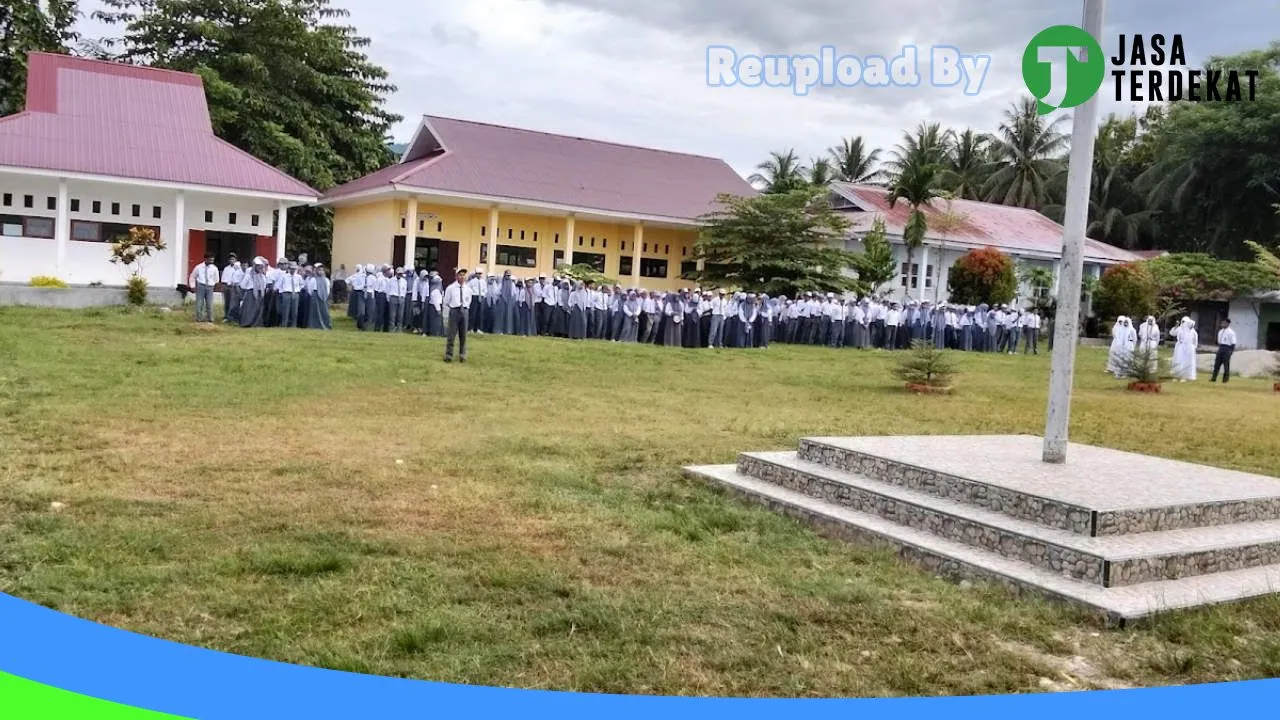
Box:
[0,671,191,719]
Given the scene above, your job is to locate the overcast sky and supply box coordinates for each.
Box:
[75,0,1277,178]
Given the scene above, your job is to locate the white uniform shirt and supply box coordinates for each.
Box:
[444,281,472,309]
[1218,328,1238,346]
[190,263,219,287]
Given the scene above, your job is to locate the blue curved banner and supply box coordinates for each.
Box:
[0,591,1274,718]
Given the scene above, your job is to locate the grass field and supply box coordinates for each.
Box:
[3,305,1280,697]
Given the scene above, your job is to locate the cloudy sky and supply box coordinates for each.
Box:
[75,0,1277,178]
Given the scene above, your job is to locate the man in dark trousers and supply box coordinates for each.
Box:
[1211,318,1237,383]
[443,267,473,363]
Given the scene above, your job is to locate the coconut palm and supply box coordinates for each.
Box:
[828,136,883,184]
[748,149,808,194]
[940,129,990,201]
[807,157,836,186]
[886,124,951,300]
[983,97,1069,209]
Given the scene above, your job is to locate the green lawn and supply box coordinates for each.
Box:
[2,306,1280,697]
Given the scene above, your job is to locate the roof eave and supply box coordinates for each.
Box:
[0,164,318,204]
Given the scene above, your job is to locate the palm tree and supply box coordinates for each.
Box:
[940,129,990,201]
[807,157,836,186]
[1044,142,1155,249]
[886,124,951,300]
[983,97,1069,209]
[748,149,808,194]
[828,136,883,184]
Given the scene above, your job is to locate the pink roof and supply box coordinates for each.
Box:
[832,182,1138,264]
[0,53,316,198]
[323,115,756,222]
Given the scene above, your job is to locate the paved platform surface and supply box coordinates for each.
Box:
[807,435,1280,512]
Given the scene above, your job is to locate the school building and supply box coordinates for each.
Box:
[0,53,317,289]
[320,116,756,291]
[831,182,1140,306]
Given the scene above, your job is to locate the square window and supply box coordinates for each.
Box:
[578,236,583,246]
[228,212,237,224]
[131,204,141,217]
[418,220,425,232]
[519,230,525,240]
[111,202,120,215]
[643,243,648,252]
[1,193,10,206]
[47,196,57,211]
[24,195,34,208]
[251,214,260,227]
[400,217,406,228]
[590,237,596,248]
[70,199,80,212]
[621,241,627,251]
[92,200,101,213]
[481,226,487,237]
[602,239,608,249]
[437,221,443,233]
[152,206,162,219]
[204,210,214,223]
[664,245,670,254]
[507,228,513,239]
[533,231,539,242]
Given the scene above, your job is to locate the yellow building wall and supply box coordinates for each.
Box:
[331,198,704,291]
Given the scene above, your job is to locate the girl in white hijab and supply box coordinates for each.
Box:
[1107,316,1128,374]
[1170,316,1199,381]
[1138,316,1161,373]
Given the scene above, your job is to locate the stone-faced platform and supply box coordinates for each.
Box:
[684,435,1280,624]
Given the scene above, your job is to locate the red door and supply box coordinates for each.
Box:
[437,241,459,276]
[187,230,207,285]
[255,235,275,262]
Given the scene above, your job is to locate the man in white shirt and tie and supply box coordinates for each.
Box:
[1211,318,1238,383]
[444,267,473,363]
[188,253,219,323]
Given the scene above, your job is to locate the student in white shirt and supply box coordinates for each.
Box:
[387,268,407,333]
[1022,310,1042,355]
[443,268,472,362]
[219,254,242,323]
[189,253,219,323]
[1211,318,1238,383]
[277,262,301,329]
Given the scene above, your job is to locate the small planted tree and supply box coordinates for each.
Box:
[850,216,896,296]
[1115,343,1171,393]
[894,340,957,394]
[108,226,166,306]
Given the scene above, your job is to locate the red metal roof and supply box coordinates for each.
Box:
[323,115,756,222]
[832,182,1138,264]
[0,53,316,199]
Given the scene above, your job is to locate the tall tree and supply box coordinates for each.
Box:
[939,128,989,201]
[748,149,808,194]
[694,187,858,297]
[850,216,896,295]
[93,0,401,261]
[886,123,950,300]
[0,0,79,116]
[983,97,1068,209]
[828,136,882,184]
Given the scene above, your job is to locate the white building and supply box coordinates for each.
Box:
[0,53,317,289]
[830,182,1139,306]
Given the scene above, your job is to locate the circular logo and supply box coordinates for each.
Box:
[1022,25,1106,113]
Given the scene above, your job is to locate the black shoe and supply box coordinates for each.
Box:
[444,357,453,363]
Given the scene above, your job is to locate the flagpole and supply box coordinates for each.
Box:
[1042,0,1106,464]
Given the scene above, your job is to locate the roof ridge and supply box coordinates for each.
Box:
[207,135,319,196]
[424,114,731,164]
[30,51,202,84]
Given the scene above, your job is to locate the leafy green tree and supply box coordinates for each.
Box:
[1093,262,1157,322]
[93,0,401,262]
[0,0,79,116]
[983,97,1067,209]
[748,149,808,194]
[850,216,896,295]
[694,187,858,297]
[946,247,1017,306]
[828,136,883,184]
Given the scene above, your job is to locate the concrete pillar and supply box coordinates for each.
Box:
[631,223,643,287]
[54,179,69,277]
[171,191,186,285]
[275,201,288,261]
[565,214,576,267]
[405,197,418,268]
[487,205,499,275]
[918,245,930,300]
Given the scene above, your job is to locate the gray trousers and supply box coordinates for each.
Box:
[389,296,404,332]
[222,286,238,322]
[708,315,725,347]
[445,307,468,360]
[195,284,214,322]
[278,292,298,328]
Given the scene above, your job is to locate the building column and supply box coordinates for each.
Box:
[275,201,288,261]
[631,223,643,287]
[564,214,576,267]
[487,205,499,275]
[405,196,419,268]
[54,179,69,277]
[171,191,186,285]
[918,245,930,300]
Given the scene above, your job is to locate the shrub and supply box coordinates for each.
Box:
[1094,262,1157,322]
[893,340,957,390]
[1115,343,1172,385]
[29,276,68,288]
[126,275,149,306]
[947,247,1017,306]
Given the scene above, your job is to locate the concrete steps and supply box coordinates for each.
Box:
[684,435,1280,623]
